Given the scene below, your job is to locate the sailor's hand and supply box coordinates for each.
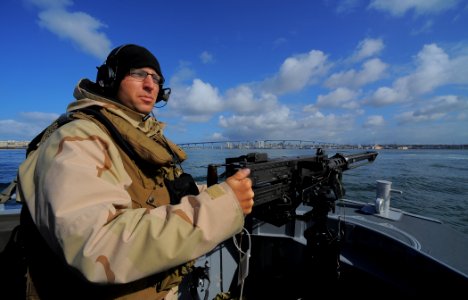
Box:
[226,168,254,215]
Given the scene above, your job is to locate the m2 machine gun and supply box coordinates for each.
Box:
[203,149,378,297]
[208,148,378,227]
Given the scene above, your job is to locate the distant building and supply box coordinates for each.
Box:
[0,140,28,149]
[255,140,265,148]
[373,144,384,150]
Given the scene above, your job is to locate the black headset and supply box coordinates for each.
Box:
[96,44,171,103]
[96,44,128,90]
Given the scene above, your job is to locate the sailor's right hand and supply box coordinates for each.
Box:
[226,168,254,215]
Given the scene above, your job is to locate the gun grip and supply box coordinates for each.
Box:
[207,164,218,187]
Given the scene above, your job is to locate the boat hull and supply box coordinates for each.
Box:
[2,200,467,299]
[180,200,468,299]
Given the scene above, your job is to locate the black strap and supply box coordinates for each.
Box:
[26,113,73,156]
[77,107,138,160]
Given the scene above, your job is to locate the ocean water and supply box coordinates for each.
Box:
[1,148,467,237]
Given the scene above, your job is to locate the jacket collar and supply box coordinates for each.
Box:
[69,79,166,135]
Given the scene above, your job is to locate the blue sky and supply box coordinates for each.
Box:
[1,0,467,145]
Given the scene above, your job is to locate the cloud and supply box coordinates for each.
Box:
[161,46,390,144]
[169,79,223,122]
[0,111,59,140]
[218,106,296,140]
[0,120,38,140]
[363,115,385,128]
[449,53,468,85]
[368,86,400,106]
[273,37,287,48]
[27,0,73,9]
[20,111,60,122]
[27,0,111,60]
[395,95,468,124]
[316,87,360,109]
[169,62,196,86]
[411,19,434,35]
[159,41,467,144]
[200,51,214,64]
[368,43,465,106]
[215,102,363,143]
[166,49,329,123]
[261,50,330,94]
[326,58,388,89]
[368,0,460,17]
[224,85,279,114]
[351,38,384,62]
[209,132,226,141]
[296,112,357,143]
[336,0,365,14]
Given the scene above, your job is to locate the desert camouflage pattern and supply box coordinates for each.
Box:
[16,79,245,289]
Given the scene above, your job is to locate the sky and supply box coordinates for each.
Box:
[1,0,467,145]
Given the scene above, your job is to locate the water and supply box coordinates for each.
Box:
[0,149,25,184]
[1,148,467,237]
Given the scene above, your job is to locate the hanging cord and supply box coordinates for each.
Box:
[154,101,168,109]
[232,227,251,299]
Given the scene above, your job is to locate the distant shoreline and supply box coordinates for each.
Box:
[0,144,467,150]
[0,147,27,150]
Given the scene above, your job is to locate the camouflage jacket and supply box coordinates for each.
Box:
[16,79,244,297]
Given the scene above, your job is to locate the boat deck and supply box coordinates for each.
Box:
[0,200,21,250]
[2,197,467,297]
[246,199,468,296]
[334,199,468,278]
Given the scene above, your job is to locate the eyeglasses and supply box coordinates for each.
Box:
[128,69,164,85]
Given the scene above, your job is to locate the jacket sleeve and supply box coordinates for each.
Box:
[22,119,245,284]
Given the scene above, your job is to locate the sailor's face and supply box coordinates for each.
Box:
[117,67,159,114]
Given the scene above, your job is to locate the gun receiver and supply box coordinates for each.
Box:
[209,148,378,226]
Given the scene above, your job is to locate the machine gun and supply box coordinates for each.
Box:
[208,148,378,226]
[200,149,378,295]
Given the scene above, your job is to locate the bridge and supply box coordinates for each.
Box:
[177,139,342,149]
[0,139,345,150]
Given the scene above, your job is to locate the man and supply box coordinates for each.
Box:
[16,44,254,299]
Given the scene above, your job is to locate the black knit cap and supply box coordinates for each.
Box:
[97,44,164,93]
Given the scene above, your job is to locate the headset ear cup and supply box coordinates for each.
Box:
[97,44,127,88]
[96,64,115,88]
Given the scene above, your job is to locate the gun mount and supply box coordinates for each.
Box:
[201,148,378,294]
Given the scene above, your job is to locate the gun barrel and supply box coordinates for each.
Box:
[331,151,378,170]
